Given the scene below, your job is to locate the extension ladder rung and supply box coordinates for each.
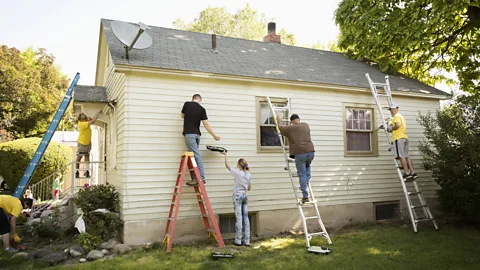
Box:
[305,216,319,220]
[408,191,421,195]
[412,204,428,209]
[308,232,327,237]
[376,94,390,97]
[415,218,432,223]
[373,83,388,87]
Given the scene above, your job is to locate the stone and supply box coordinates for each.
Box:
[86,250,104,261]
[69,245,85,257]
[40,209,53,218]
[99,238,119,250]
[39,252,67,265]
[113,244,132,254]
[101,249,109,255]
[79,258,87,263]
[13,252,29,258]
[30,248,53,259]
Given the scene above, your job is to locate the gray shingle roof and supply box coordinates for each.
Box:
[74,85,108,103]
[101,18,446,96]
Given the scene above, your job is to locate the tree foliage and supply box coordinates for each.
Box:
[418,93,480,224]
[173,4,297,45]
[0,45,74,142]
[335,0,480,93]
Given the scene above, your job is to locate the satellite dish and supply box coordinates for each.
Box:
[111,20,153,59]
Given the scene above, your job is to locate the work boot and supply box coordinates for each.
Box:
[301,197,310,204]
[4,247,17,253]
[186,180,198,186]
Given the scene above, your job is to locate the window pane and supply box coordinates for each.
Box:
[366,110,371,121]
[346,131,371,151]
[346,109,353,129]
[354,119,359,130]
[366,120,372,130]
[353,109,359,120]
[261,126,281,146]
[260,103,273,124]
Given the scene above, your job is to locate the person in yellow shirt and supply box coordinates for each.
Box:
[389,104,417,180]
[0,195,33,253]
[76,112,101,178]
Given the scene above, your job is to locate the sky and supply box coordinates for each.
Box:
[0,0,341,86]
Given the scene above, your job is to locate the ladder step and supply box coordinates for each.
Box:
[304,216,319,220]
[415,218,432,223]
[376,94,390,97]
[307,232,326,237]
[408,191,421,195]
[373,83,388,87]
[207,229,215,233]
[287,158,295,163]
[412,204,428,209]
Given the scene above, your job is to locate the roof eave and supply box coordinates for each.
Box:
[114,64,450,100]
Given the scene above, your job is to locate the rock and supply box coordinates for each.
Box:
[39,252,67,265]
[69,245,85,257]
[101,249,109,255]
[40,209,53,218]
[86,250,104,261]
[26,218,41,225]
[13,252,29,258]
[79,258,87,263]
[113,244,132,254]
[99,238,119,250]
[30,248,53,259]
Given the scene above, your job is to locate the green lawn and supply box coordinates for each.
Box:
[3,224,480,270]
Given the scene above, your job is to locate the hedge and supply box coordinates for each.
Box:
[0,138,73,190]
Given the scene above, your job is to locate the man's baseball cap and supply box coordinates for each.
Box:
[388,104,399,110]
[290,114,300,121]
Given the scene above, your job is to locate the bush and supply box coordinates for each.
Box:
[26,210,61,239]
[75,183,119,213]
[75,183,123,241]
[85,212,124,241]
[77,233,102,252]
[0,138,72,189]
[418,93,480,224]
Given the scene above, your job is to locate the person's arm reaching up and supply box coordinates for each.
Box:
[221,151,230,171]
[88,111,101,126]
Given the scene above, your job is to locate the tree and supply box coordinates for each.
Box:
[173,4,297,45]
[0,45,73,142]
[418,93,480,224]
[335,0,480,93]
[303,39,343,52]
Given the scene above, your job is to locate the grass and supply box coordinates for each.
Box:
[2,223,480,270]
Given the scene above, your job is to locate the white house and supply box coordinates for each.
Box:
[73,19,448,245]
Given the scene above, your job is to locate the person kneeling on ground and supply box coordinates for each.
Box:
[221,151,251,246]
[0,195,33,253]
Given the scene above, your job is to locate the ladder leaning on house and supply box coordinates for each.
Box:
[266,97,332,254]
[13,73,81,198]
[365,73,439,232]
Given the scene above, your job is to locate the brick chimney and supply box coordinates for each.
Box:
[263,22,281,44]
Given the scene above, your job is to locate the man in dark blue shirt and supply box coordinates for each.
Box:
[181,94,220,185]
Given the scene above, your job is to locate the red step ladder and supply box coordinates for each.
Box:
[163,152,225,252]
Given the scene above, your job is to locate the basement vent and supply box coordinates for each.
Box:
[374,202,399,221]
[219,212,257,239]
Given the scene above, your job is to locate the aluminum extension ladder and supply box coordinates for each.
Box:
[365,73,439,232]
[266,97,332,254]
[13,73,81,198]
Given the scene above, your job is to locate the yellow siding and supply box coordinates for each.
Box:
[118,72,441,222]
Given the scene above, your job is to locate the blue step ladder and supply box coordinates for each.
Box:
[13,73,80,198]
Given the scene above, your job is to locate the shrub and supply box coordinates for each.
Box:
[0,138,72,189]
[26,210,61,239]
[418,93,480,224]
[75,183,119,213]
[75,183,123,241]
[77,233,102,252]
[85,212,124,241]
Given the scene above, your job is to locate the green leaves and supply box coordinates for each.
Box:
[0,46,71,142]
[335,0,479,93]
[418,93,480,224]
[173,4,297,45]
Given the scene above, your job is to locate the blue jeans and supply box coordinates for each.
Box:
[233,193,250,245]
[295,152,315,198]
[184,134,205,180]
